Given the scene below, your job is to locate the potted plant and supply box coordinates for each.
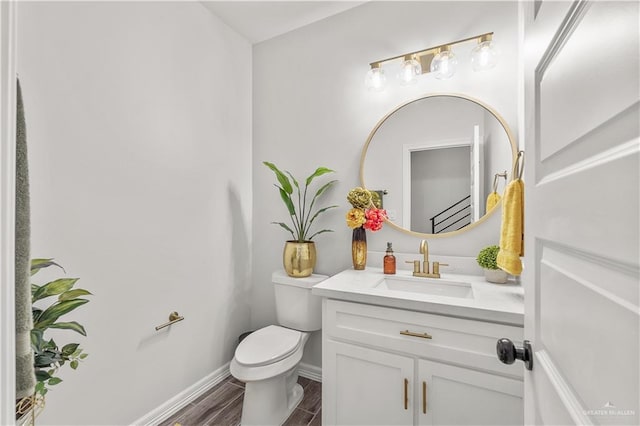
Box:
[476,245,508,283]
[16,258,92,422]
[264,162,337,277]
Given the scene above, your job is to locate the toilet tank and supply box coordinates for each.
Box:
[272,270,327,332]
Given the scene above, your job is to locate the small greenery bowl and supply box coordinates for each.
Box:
[477,245,500,270]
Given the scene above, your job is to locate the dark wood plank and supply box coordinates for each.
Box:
[297,375,312,389]
[297,381,321,415]
[309,409,321,426]
[227,376,245,388]
[283,408,314,426]
[190,377,233,407]
[160,377,321,426]
[157,402,194,426]
[179,383,243,426]
[206,394,244,426]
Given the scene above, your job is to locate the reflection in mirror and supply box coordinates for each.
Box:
[361,95,515,236]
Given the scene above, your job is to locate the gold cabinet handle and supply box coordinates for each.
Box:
[404,378,409,410]
[400,329,432,339]
[422,381,427,414]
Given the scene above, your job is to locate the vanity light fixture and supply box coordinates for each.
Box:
[366,31,497,89]
[470,33,499,71]
[399,54,422,85]
[365,63,387,91]
[430,45,458,80]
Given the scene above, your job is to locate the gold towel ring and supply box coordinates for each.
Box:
[493,171,508,192]
[512,151,525,180]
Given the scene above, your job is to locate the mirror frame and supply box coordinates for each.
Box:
[360,93,518,238]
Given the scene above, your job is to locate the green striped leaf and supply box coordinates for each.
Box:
[34,299,89,329]
[305,167,334,186]
[271,222,295,240]
[32,278,79,302]
[35,370,51,381]
[263,162,293,194]
[278,187,296,216]
[62,343,80,356]
[30,258,64,276]
[58,288,92,302]
[47,377,62,386]
[49,321,87,336]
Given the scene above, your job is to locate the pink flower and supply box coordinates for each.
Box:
[363,208,387,232]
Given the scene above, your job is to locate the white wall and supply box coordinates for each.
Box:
[18,2,252,424]
[484,109,512,197]
[253,1,519,368]
[411,146,470,233]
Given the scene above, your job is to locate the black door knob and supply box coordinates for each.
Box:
[496,338,533,371]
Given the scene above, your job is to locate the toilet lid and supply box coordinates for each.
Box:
[235,325,303,367]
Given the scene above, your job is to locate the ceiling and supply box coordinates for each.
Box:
[201,1,367,44]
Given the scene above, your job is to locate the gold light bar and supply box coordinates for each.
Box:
[369,32,494,74]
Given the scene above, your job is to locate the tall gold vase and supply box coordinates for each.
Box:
[352,227,367,270]
[283,241,316,277]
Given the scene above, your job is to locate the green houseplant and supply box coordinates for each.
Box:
[31,259,91,395]
[264,161,337,277]
[17,259,92,422]
[476,245,508,283]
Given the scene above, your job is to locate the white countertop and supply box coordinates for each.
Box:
[312,267,524,326]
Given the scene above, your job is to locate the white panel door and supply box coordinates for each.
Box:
[523,1,639,425]
[323,340,414,426]
[417,359,523,426]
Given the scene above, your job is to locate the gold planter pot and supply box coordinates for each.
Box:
[283,241,316,278]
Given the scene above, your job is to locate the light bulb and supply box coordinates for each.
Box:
[471,40,499,71]
[365,66,386,92]
[398,56,422,85]
[430,47,457,80]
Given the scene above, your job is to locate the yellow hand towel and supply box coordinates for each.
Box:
[486,191,501,212]
[496,179,524,275]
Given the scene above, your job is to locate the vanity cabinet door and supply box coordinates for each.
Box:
[417,359,523,426]
[323,339,414,426]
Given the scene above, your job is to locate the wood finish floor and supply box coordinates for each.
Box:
[158,375,321,426]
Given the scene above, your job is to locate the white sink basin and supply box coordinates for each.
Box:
[375,275,474,299]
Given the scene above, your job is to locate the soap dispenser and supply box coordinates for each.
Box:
[384,242,396,275]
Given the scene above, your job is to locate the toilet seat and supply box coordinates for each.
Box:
[235,325,302,367]
[230,326,310,382]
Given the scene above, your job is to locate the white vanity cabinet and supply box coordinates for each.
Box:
[322,299,524,426]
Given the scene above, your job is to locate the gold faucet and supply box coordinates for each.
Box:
[420,239,429,274]
[405,240,448,279]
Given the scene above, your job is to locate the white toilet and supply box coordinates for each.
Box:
[230,270,327,426]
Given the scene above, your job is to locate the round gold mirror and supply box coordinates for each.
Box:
[360,93,517,238]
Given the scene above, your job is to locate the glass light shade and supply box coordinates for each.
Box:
[398,57,422,85]
[365,67,386,91]
[430,49,458,80]
[471,40,499,71]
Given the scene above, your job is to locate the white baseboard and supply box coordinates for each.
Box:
[298,362,322,382]
[131,362,231,426]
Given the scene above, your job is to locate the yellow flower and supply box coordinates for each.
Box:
[347,187,372,209]
[346,208,366,229]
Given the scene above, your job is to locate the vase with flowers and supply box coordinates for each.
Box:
[346,187,387,270]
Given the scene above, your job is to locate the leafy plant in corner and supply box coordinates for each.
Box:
[264,161,338,242]
[476,245,500,270]
[30,258,91,397]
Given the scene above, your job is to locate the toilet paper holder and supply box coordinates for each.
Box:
[155,311,184,331]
